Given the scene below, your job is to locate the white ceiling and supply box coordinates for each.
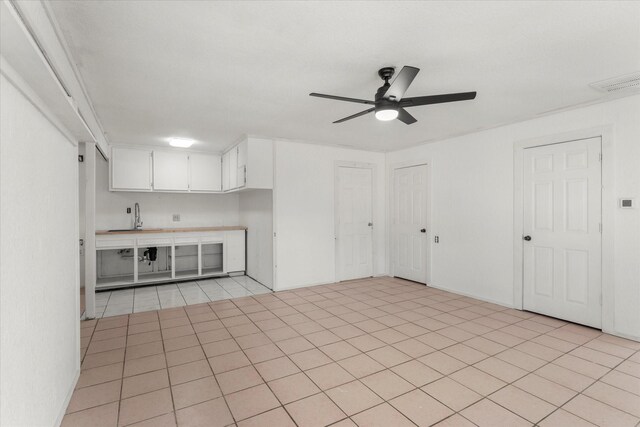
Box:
[50,1,640,152]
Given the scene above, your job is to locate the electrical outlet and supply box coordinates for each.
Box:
[435,235,440,243]
[126,207,131,214]
[173,214,181,222]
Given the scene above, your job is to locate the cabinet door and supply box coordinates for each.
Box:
[228,147,238,189]
[153,151,189,191]
[237,164,246,188]
[237,140,247,168]
[225,230,245,272]
[222,151,230,191]
[111,147,152,190]
[190,153,221,192]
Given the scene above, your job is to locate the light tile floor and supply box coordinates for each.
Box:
[96,276,272,318]
[68,276,640,427]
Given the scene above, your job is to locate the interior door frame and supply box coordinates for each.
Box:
[334,161,377,282]
[513,126,614,334]
[388,160,432,285]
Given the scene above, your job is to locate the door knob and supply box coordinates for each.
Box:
[420,228,426,233]
[523,235,532,241]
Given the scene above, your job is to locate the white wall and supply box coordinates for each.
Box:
[78,143,86,288]
[386,95,640,340]
[1,74,80,426]
[239,190,274,288]
[273,140,386,290]
[95,156,240,230]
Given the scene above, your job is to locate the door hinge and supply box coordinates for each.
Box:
[599,223,602,233]
[599,153,602,162]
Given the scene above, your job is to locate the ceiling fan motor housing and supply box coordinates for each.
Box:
[375,82,398,115]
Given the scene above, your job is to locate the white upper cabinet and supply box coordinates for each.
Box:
[222,151,230,191]
[221,137,272,192]
[243,137,273,190]
[153,151,189,191]
[236,141,247,188]
[109,139,270,193]
[228,145,238,189]
[190,153,221,192]
[111,147,152,191]
[237,140,247,168]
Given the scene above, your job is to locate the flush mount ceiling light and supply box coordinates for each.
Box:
[169,137,194,148]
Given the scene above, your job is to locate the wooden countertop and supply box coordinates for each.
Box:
[96,226,247,235]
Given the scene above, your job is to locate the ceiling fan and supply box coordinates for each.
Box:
[310,66,476,124]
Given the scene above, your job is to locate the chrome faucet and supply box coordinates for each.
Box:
[134,202,143,230]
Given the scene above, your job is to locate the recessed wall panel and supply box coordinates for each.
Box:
[534,246,554,297]
[534,182,554,231]
[534,154,553,173]
[566,249,589,304]
[566,179,588,232]
[565,151,588,170]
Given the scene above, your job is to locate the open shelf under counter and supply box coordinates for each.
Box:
[95,226,245,289]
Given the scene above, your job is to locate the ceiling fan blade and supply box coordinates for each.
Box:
[397,108,417,125]
[383,66,420,101]
[310,93,374,105]
[401,91,477,107]
[333,107,375,123]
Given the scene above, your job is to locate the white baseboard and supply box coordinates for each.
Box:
[54,367,80,427]
[427,283,515,309]
[274,279,336,292]
[602,328,640,343]
[228,271,245,277]
[274,274,400,292]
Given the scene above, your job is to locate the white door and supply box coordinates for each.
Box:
[393,164,428,283]
[523,137,602,328]
[336,166,373,281]
[153,151,189,191]
[190,153,222,192]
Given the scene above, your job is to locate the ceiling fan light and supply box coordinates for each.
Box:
[375,108,398,121]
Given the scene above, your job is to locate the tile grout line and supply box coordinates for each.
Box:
[73,278,640,426]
